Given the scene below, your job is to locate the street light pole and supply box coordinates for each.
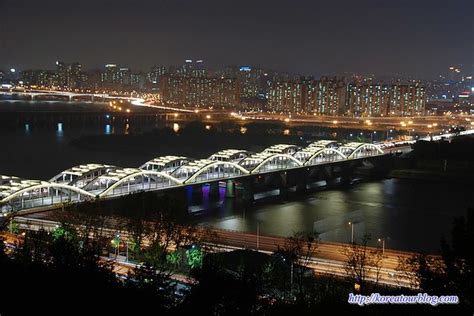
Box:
[348,221,354,243]
[126,241,129,262]
[114,233,120,260]
[371,131,376,143]
[256,221,260,251]
[378,238,385,254]
[290,262,294,290]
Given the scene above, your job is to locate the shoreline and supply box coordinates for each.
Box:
[389,168,474,184]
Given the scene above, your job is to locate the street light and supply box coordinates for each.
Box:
[126,240,129,262]
[112,233,121,259]
[290,261,294,290]
[256,221,260,251]
[348,221,354,243]
[378,238,385,254]
[370,131,376,143]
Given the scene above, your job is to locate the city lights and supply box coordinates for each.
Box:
[1,2,473,311]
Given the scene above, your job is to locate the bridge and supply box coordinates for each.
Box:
[0,141,385,214]
[0,89,195,112]
[0,89,140,102]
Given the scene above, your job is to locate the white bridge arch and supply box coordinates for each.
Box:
[304,148,347,166]
[1,140,385,213]
[95,169,183,198]
[1,182,95,203]
[347,143,384,159]
[249,154,303,174]
[184,161,250,184]
[0,180,96,211]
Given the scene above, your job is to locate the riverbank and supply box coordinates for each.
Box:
[389,169,474,183]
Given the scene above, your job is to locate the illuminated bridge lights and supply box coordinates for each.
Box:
[0,141,384,212]
[139,156,189,174]
[263,144,300,155]
[83,168,183,198]
[50,163,116,187]
[208,149,250,163]
[308,140,339,148]
[0,175,95,211]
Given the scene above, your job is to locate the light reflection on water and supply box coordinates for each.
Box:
[0,103,471,254]
[195,179,474,254]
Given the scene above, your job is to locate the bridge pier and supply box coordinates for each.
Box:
[340,163,354,186]
[236,179,254,203]
[191,184,203,204]
[288,168,308,193]
[225,180,235,198]
[208,182,220,200]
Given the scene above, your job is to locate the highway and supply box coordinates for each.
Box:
[5,216,423,288]
[203,229,416,288]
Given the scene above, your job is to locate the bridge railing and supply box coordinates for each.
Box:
[1,141,385,213]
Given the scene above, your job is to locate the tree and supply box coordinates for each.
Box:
[397,208,474,311]
[179,252,261,315]
[342,234,382,291]
[397,253,445,291]
[277,232,319,298]
[440,209,474,309]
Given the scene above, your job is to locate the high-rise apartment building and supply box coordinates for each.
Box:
[389,84,426,116]
[20,70,56,87]
[347,82,426,116]
[55,61,82,89]
[268,77,346,115]
[267,80,306,113]
[159,74,240,109]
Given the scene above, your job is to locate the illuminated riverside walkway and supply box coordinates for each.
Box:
[0,141,384,213]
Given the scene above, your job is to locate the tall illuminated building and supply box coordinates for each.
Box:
[55,61,82,89]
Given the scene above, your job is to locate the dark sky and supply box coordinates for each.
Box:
[0,0,472,78]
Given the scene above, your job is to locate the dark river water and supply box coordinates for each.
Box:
[197,179,472,253]
[1,100,472,254]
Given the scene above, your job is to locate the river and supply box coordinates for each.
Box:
[1,100,472,254]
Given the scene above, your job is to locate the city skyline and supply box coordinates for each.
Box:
[1,0,473,79]
[1,0,473,313]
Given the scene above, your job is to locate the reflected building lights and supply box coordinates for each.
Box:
[173,123,180,133]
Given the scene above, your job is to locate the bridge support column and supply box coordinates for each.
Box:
[340,163,353,186]
[237,179,254,203]
[208,182,220,200]
[278,172,289,198]
[191,184,203,204]
[225,180,235,198]
[288,168,308,193]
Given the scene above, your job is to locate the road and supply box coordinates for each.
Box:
[5,217,423,288]
[203,229,417,288]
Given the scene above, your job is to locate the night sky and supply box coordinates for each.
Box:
[0,0,472,78]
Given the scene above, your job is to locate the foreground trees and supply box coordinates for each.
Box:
[1,192,472,314]
[342,234,383,292]
[398,208,474,311]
